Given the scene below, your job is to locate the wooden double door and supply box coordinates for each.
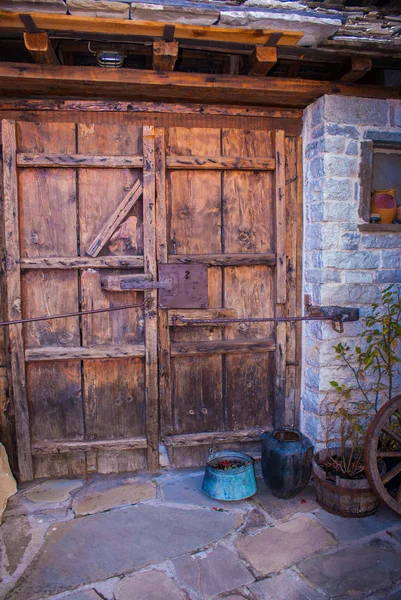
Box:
[2,118,302,481]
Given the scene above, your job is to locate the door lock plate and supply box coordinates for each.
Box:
[158,264,208,309]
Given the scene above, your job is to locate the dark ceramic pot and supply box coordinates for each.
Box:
[261,428,313,499]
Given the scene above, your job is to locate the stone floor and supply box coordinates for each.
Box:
[1,465,401,600]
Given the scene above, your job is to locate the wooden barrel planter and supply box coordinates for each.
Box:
[312,448,382,518]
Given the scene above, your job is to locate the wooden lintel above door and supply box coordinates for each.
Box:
[0,63,399,108]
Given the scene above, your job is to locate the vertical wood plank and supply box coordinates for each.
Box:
[167,127,223,435]
[275,130,286,305]
[284,136,298,428]
[143,125,159,471]
[274,129,287,428]
[2,119,33,481]
[155,128,173,436]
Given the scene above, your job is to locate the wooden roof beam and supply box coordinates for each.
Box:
[245,46,277,77]
[340,56,372,83]
[153,40,178,72]
[23,32,59,65]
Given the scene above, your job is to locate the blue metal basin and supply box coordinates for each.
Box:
[202,450,257,501]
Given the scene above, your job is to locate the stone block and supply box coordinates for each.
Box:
[322,251,379,269]
[346,140,359,156]
[236,515,336,576]
[67,0,130,18]
[365,130,401,144]
[311,97,325,128]
[115,570,184,600]
[0,443,17,522]
[131,2,220,25]
[1,0,66,12]
[344,271,373,284]
[382,249,401,269]
[324,136,346,155]
[325,156,357,178]
[72,478,156,516]
[305,139,324,159]
[305,269,341,284]
[249,568,326,600]
[311,124,325,140]
[219,11,341,47]
[326,124,360,139]
[374,270,401,284]
[392,103,401,127]
[361,234,401,249]
[254,479,319,523]
[323,178,353,202]
[324,96,389,127]
[310,157,324,179]
[298,538,401,598]
[304,223,339,251]
[341,231,360,250]
[172,545,253,598]
[320,284,381,305]
[301,389,321,415]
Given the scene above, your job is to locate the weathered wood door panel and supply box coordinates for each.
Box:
[2,117,302,480]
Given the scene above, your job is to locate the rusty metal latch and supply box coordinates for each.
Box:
[101,264,208,309]
[304,295,359,333]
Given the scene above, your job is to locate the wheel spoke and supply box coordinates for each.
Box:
[382,426,401,446]
[381,461,401,485]
[396,483,401,503]
[377,451,401,458]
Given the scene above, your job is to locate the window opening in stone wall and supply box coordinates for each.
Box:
[371,147,401,225]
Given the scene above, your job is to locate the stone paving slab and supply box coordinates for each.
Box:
[7,504,240,600]
[72,478,156,516]
[115,570,185,600]
[253,479,320,522]
[24,480,82,503]
[249,569,327,600]
[297,537,401,598]
[172,545,254,599]
[63,591,102,600]
[315,507,401,543]
[236,515,336,577]
[161,472,250,509]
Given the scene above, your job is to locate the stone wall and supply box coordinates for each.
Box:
[301,95,401,444]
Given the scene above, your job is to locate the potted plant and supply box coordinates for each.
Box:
[312,284,401,517]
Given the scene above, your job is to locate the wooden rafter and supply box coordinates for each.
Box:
[245,46,277,77]
[0,11,303,46]
[23,32,59,65]
[153,40,178,72]
[340,56,372,83]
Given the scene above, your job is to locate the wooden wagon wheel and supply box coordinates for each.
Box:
[364,394,401,515]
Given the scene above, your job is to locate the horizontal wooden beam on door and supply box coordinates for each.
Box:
[168,253,276,266]
[167,308,236,326]
[171,338,276,356]
[31,437,148,454]
[25,344,146,361]
[17,154,144,168]
[166,156,275,170]
[1,11,303,46]
[19,256,145,269]
[163,427,265,446]
[0,63,399,108]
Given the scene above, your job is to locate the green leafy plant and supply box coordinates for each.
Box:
[321,284,401,479]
